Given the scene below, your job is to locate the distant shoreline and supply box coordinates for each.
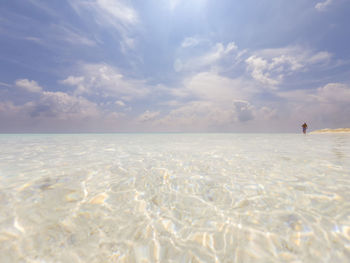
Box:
[310,128,350,134]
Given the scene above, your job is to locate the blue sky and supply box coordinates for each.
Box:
[0,0,349,132]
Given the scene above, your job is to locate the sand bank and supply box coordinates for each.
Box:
[310,128,350,134]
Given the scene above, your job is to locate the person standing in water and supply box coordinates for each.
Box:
[302,122,308,134]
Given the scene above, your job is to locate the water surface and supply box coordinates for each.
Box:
[0,133,349,262]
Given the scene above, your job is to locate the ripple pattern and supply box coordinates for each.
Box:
[0,133,349,262]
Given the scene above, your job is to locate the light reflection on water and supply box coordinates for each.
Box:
[0,133,349,262]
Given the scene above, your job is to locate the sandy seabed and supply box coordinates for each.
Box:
[310,128,350,134]
[0,133,349,262]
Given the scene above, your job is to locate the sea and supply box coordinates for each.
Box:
[0,133,349,262]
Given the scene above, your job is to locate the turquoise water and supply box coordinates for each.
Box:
[0,133,349,262]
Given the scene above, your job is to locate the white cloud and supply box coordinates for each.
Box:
[0,101,22,116]
[95,0,138,25]
[51,25,96,46]
[115,100,126,107]
[309,51,332,64]
[61,76,85,86]
[154,101,234,130]
[246,56,280,87]
[26,0,58,17]
[277,83,350,128]
[176,42,332,91]
[10,79,99,121]
[167,0,207,11]
[30,91,100,120]
[137,110,160,122]
[15,14,97,48]
[315,0,334,11]
[183,71,253,102]
[1,77,114,130]
[256,46,332,65]
[60,75,87,95]
[246,46,331,87]
[23,36,44,44]
[0,81,12,88]
[278,83,350,104]
[316,83,350,103]
[152,98,272,131]
[69,0,138,26]
[158,100,184,107]
[257,106,277,121]
[68,0,138,52]
[120,36,136,53]
[181,37,202,48]
[0,87,102,133]
[61,63,151,100]
[158,66,264,130]
[175,42,237,72]
[277,89,316,103]
[15,79,43,93]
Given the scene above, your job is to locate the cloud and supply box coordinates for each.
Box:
[115,100,126,107]
[245,56,281,87]
[69,0,138,26]
[233,100,255,122]
[22,25,97,50]
[61,76,85,86]
[154,101,234,130]
[245,53,303,86]
[23,36,44,44]
[181,37,202,48]
[0,101,22,116]
[30,91,100,120]
[137,110,160,122]
[3,2,97,48]
[61,63,151,100]
[151,98,273,132]
[256,46,332,65]
[309,51,332,64]
[0,81,12,88]
[167,0,207,11]
[278,83,350,104]
[277,82,350,127]
[315,0,334,11]
[176,41,332,94]
[175,42,237,72]
[120,36,136,53]
[15,79,43,93]
[245,46,331,87]
[160,44,345,131]
[176,41,333,98]
[50,24,96,46]
[158,64,265,131]
[316,83,350,103]
[0,91,102,133]
[0,77,113,132]
[182,71,253,102]
[68,0,139,52]
[95,0,138,25]
[11,79,99,120]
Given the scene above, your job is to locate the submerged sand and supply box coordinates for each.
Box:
[310,128,350,134]
[1,134,350,262]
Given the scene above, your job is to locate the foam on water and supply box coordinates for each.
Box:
[0,133,349,262]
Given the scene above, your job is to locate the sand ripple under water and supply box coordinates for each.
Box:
[0,133,349,262]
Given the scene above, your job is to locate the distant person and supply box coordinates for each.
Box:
[302,122,308,134]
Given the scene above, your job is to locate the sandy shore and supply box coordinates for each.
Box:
[310,128,350,134]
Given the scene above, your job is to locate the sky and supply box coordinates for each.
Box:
[0,0,349,133]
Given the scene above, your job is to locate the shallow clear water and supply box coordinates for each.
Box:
[0,133,349,262]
